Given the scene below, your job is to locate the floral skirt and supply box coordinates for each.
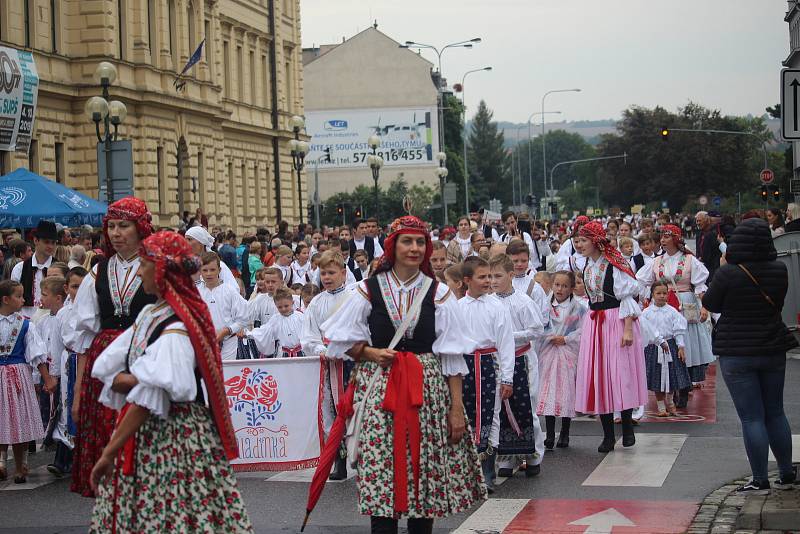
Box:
[72,329,124,497]
[90,402,253,533]
[354,354,486,519]
[0,363,45,444]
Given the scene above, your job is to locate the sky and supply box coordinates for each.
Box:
[299,0,789,124]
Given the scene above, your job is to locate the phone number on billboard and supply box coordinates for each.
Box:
[351,149,428,163]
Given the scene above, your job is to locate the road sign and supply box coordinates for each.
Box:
[781,69,800,140]
[712,196,721,208]
[760,168,775,184]
[698,195,708,206]
[97,140,134,203]
[443,182,457,204]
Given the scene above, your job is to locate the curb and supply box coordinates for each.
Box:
[687,477,748,534]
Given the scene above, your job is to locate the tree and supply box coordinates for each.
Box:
[466,100,510,209]
[320,177,435,227]
[442,94,466,218]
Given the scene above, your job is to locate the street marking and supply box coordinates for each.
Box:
[0,466,62,491]
[768,434,800,463]
[266,467,354,483]
[451,498,529,534]
[582,433,687,487]
[569,508,635,533]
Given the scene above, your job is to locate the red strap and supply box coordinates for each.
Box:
[587,310,606,414]
[282,344,303,357]
[381,352,424,514]
[116,403,136,476]
[514,343,531,357]
[667,290,681,312]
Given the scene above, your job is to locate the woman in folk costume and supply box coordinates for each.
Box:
[322,216,485,534]
[574,221,648,453]
[445,216,474,265]
[67,197,156,497]
[636,224,714,407]
[554,215,590,272]
[89,231,253,532]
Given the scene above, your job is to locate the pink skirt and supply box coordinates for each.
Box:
[0,363,45,444]
[537,345,579,418]
[575,308,648,414]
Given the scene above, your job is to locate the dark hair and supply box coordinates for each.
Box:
[461,256,489,278]
[0,280,21,299]
[49,262,69,278]
[201,251,221,266]
[11,239,29,258]
[767,208,785,230]
[444,263,463,282]
[507,240,530,257]
[339,240,349,253]
[552,270,576,288]
[650,281,669,297]
[501,210,516,223]
[294,242,308,254]
[366,217,378,224]
[351,218,365,230]
[67,266,89,281]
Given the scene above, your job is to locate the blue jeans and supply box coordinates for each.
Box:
[719,355,794,483]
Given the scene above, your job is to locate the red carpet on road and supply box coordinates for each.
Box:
[643,362,717,424]
[503,499,698,533]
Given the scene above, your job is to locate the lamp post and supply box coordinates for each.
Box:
[526,110,561,197]
[541,88,581,215]
[85,61,127,203]
[435,151,449,225]
[289,115,309,224]
[367,134,384,216]
[460,66,491,214]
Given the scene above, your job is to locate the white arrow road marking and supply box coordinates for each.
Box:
[583,433,687,487]
[568,507,635,534]
[451,499,529,534]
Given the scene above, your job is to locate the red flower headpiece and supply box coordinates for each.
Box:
[578,221,635,278]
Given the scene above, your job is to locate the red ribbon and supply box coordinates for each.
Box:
[586,310,606,414]
[115,403,136,476]
[282,344,303,358]
[381,352,424,514]
[666,289,681,312]
[514,343,531,357]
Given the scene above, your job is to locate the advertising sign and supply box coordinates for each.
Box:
[306,107,439,169]
[224,357,324,472]
[0,46,38,153]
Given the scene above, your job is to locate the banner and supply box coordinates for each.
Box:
[306,107,439,169]
[0,46,38,153]
[224,357,324,472]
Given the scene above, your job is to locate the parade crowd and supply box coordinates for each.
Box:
[0,199,797,533]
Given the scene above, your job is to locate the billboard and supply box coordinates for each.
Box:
[0,46,39,153]
[305,107,439,169]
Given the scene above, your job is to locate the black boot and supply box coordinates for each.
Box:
[598,414,615,453]
[676,387,690,409]
[621,409,635,447]
[329,454,348,480]
[370,516,398,534]
[557,417,571,448]
[408,518,434,534]
[544,416,556,450]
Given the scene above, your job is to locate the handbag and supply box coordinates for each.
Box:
[344,276,433,468]
[665,274,701,324]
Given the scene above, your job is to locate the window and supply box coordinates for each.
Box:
[237,45,243,101]
[228,160,236,222]
[157,146,166,213]
[168,0,177,69]
[197,150,205,206]
[223,40,230,97]
[186,2,195,57]
[241,162,248,216]
[54,142,64,183]
[27,139,38,173]
[262,54,270,107]
[148,0,157,64]
[118,0,127,61]
[254,162,261,216]
[24,0,31,48]
[204,19,213,81]
[284,56,292,112]
[50,0,60,53]
[249,51,255,105]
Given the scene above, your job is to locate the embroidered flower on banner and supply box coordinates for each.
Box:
[225,367,282,426]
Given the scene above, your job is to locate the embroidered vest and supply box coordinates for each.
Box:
[586,262,621,311]
[654,254,693,292]
[365,276,437,353]
[21,258,46,307]
[0,317,29,366]
[96,259,157,330]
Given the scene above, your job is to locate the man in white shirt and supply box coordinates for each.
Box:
[499,211,551,271]
[349,218,383,262]
[12,220,57,319]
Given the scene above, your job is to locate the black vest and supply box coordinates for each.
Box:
[482,225,493,239]
[632,253,645,273]
[350,237,375,263]
[587,263,621,311]
[366,276,437,353]
[21,257,48,306]
[96,259,157,330]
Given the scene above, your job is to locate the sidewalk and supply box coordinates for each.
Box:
[688,469,800,533]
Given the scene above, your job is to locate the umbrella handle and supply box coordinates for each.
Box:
[301,510,311,532]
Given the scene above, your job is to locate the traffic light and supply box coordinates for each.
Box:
[660,128,670,141]
[759,185,769,202]
[307,203,315,222]
[354,207,362,218]
[337,204,344,215]
[772,186,781,201]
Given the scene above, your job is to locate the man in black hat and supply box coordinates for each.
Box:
[11,220,57,319]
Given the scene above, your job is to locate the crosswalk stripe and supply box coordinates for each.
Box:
[768,434,800,463]
[264,467,354,483]
[582,433,687,487]
[451,498,529,534]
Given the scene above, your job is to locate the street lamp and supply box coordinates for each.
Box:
[460,66,492,214]
[541,88,581,217]
[86,61,126,202]
[289,115,309,224]
[367,134,383,216]
[435,151,449,225]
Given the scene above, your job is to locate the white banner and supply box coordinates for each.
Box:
[224,357,324,472]
[306,107,439,169]
[0,46,38,153]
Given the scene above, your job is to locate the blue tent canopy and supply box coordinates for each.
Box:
[0,168,107,228]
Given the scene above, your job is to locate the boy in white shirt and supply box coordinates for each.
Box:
[198,252,249,360]
[291,243,313,284]
[247,288,304,358]
[508,241,549,318]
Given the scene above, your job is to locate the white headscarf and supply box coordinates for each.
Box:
[186,225,215,251]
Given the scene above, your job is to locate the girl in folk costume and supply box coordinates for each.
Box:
[636,225,714,407]
[67,197,156,497]
[89,231,252,533]
[247,288,305,358]
[641,282,692,417]
[322,216,485,534]
[537,271,587,450]
[0,280,53,483]
[446,216,474,265]
[554,216,590,272]
[574,221,648,453]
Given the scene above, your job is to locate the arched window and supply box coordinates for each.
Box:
[186,1,195,56]
[168,0,177,69]
[118,0,127,60]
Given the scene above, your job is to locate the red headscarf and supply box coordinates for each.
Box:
[571,215,590,237]
[578,221,635,278]
[103,197,153,257]
[660,224,692,255]
[139,231,238,461]
[374,216,434,278]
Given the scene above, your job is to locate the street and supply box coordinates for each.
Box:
[2,356,798,533]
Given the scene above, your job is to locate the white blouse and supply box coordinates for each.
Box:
[199,281,249,336]
[0,312,46,367]
[36,313,64,376]
[321,271,471,377]
[91,301,197,418]
[511,272,549,319]
[583,256,641,318]
[301,286,353,360]
[453,235,472,259]
[494,291,545,351]
[641,303,687,348]
[291,260,312,283]
[554,238,587,272]
[248,311,305,356]
[636,251,709,296]
[458,293,515,384]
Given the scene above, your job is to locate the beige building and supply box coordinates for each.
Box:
[303,27,440,201]
[0,0,306,231]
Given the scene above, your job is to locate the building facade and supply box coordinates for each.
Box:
[302,27,440,202]
[0,0,305,231]
[786,1,800,204]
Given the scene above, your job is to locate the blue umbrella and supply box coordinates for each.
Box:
[0,168,107,228]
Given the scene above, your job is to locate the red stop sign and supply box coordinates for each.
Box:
[760,168,774,184]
